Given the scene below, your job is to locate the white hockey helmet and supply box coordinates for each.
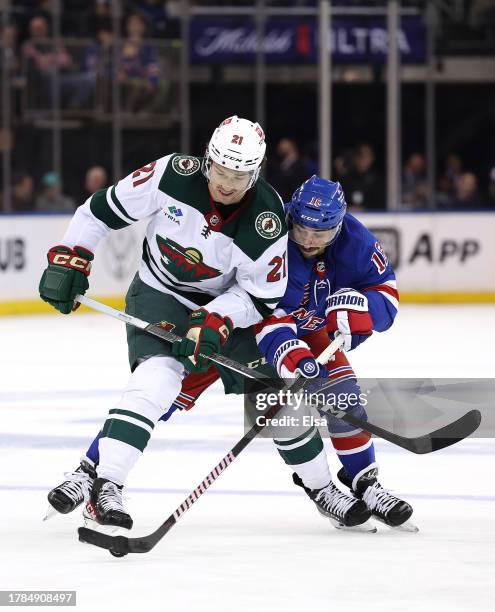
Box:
[202,115,266,190]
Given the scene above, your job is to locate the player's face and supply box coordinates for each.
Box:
[291,223,337,258]
[208,162,252,205]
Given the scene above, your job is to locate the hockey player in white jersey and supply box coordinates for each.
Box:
[39,116,289,529]
[46,175,414,533]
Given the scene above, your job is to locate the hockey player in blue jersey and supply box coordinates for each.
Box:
[48,175,413,531]
[252,175,413,529]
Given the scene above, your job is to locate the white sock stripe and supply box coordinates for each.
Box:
[334,438,373,455]
[330,428,363,438]
[178,391,195,400]
[328,365,353,374]
[273,430,316,451]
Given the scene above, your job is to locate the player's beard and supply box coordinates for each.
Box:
[298,244,326,259]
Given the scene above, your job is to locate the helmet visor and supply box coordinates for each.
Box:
[208,160,254,192]
[290,222,342,249]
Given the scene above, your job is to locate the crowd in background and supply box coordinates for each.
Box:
[267,138,495,211]
[1,2,178,114]
[1,1,495,212]
[8,137,495,213]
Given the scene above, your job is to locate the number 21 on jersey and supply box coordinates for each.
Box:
[267,251,287,282]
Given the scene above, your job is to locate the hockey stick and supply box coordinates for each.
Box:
[77,297,481,556]
[75,294,284,383]
[75,295,481,455]
[77,332,344,557]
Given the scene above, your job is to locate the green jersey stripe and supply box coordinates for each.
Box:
[109,408,155,430]
[110,185,138,223]
[251,295,284,305]
[89,189,130,230]
[247,292,278,318]
[276,429,324,466]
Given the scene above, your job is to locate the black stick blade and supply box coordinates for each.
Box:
[409,409,482,455]
[78,527,129,556]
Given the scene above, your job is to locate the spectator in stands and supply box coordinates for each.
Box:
[0,22,20,79]
[11,172,36,213]
[135,1,169,36]
[445,172,485,208]
[84,19,115,111]
[119,13,165,113]
[438,153,463,205]
[267,137,310,202]
[22,15,73,110]
[339,143,384,210]
[469,0,495,28]
[84,165,108,198]
[402,152,429,209]
[35,172,75,212]
[88,0,112,34]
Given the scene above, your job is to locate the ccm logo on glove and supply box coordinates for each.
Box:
[48,250,92,275]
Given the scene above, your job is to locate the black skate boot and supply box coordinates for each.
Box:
[84,478,133,530]
[337,467,416,530]
[292,473,372,529]
[47,459,97,515]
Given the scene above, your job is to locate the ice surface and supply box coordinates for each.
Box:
[1,305,494,612]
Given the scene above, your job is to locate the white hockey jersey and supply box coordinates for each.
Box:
[61,154,288,328]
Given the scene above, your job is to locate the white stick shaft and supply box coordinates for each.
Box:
[75,294,344,370]
[75,294,148,330]
[316,332,344,364]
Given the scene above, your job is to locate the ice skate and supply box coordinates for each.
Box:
[83,478,133,530]
[338,467,418,532]
[292,473,375,532]
[45,459,96,519]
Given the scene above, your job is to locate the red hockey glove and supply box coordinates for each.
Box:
[325,288,373,351]
[172,309,233,373]
[274,339,328,380]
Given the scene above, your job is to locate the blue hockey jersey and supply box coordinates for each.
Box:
[256,213,399,362]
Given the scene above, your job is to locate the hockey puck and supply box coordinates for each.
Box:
[110,549,128,558]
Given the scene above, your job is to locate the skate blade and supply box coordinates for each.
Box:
[372,517,419,533]
[329,518,377,533]
[387,520,419,533]
[43,505,59,522]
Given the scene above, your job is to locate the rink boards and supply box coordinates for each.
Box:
[1,211,495,315]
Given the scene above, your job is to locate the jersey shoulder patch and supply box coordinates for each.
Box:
[158,154,209,213]
[234,178,288,260]
[171,155,201,176]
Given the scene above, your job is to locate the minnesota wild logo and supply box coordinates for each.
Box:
[172,155,200,175]
[156,235,222,282]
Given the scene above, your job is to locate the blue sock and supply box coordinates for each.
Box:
[85,431,102,465]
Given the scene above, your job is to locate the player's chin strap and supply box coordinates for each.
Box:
[74,294,344,384]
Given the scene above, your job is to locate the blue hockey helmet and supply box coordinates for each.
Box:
[288,175,347,248]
